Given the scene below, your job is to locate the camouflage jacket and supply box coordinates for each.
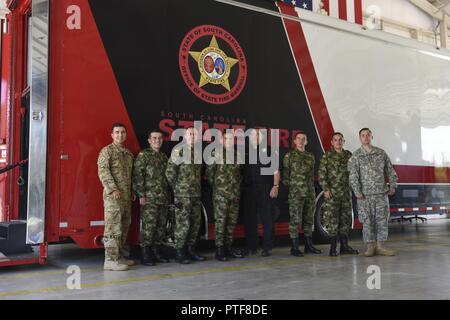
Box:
[206,148,242,199]
[165,145,202,198]
[132,148,170,205]
[97,143,134,199]
[318,149,352,198]
[348,146,398,197]
[282,149,315,198]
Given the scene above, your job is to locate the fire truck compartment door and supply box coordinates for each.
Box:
[26,0,49,244]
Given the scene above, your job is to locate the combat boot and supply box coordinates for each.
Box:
[304,236,322,254]
[141,246,155,266]
[119,256,136,266]
[186,245,206,261]
[215,246,228,262]
[375,242,395,256]
[151,246,170,263]
[242,248,258,256]
[175,248,191,264]
[329,236,338,257]
[339,235,359,255]
[104,259,129,271]
[226,245,244,259]
[364,242,376,257]
[290,238,304,257]
[118,245,136,266]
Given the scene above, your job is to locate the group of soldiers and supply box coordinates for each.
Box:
[98,123,398,271]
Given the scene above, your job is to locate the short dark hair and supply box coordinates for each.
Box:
[359,128,372,136]
[332,132,344,139]
[111,122,126,132]
[295,131,307,139]
[148,128,163,138]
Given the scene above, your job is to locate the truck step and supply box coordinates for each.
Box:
[0,223,8,238]
[0,221,33,254]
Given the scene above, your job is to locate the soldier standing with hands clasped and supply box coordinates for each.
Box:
[166,127,206,264]
[348,128,398,257]
[206,131,244,261]
[282,131,322,257]
[319,132,358,257]
[133,129,170,266]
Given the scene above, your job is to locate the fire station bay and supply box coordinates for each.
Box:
[1,0,450,303]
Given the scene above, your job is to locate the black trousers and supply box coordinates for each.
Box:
[243,184,274,251]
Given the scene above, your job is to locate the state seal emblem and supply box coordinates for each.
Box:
[179,25,247,105]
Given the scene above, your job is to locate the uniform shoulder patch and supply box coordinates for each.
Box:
[99,146,111,158]
[373,146,385,155]
[97,146,112,165]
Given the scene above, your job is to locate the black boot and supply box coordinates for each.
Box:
[175,248,191,264]
[141,246,155,266]
[329,236,338,257]
[215,247,228,262]
[290,238,304,257]
[304,236,322,254]
[151,246,170,263]
[242,248,258,256]
[340,235,359,255]
[186,245,206,261]
[226,245,244,259]
[261,249,271,257]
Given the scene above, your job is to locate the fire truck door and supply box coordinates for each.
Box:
[25,0,49,244]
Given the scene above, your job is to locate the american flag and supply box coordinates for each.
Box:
[281,0,363,25]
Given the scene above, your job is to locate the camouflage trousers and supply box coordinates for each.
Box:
[289,196,315,238]
[357,193,390,243]
[140,202,168,247]
[174,197,202,250]
[213,194,239,247]
[103,197,131,261]
[322,195,352,237]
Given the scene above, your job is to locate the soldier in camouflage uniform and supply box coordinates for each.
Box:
[166,127,206,264]
[348,128,398,257]
[206,132,244,262]
[132,129,170,266]
[319,132,359,257]
[97,123,135,271]
[282,131,322,257]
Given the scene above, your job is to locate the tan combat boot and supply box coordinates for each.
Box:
[104,259,129,271]
[375,242,396,256]
[119,256,136,266]
[364,242,376,257]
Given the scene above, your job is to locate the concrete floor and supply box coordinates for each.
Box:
[1,219,450,300]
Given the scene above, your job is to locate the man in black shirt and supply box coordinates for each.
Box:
[243,129,280,257]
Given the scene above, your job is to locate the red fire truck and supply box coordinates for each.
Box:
[1,0,449,267]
